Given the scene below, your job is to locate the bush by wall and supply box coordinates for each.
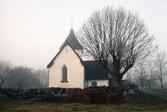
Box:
[0,86,140,104]
[0,88,80,100]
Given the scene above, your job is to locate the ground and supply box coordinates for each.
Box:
[0,90,167,112]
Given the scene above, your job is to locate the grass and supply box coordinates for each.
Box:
[0,92,167,112]
[151,88,167,94]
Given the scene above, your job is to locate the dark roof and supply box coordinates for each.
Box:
[47,43,83,68]
[83,61,108,80]
[60,28,83,50]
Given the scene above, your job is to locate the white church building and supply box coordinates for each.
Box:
[47,29,109,88]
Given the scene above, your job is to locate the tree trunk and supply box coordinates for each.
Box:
[108,73,112,87]
[108,79,112,87]
[111,74,122,87]
[160,79,163,88]
[108,71,122,87]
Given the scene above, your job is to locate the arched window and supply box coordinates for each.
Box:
[91,81,97,87]
[62,65,68,82]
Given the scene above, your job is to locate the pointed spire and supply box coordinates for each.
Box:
[60,28,83,50]
[68,28,75,39]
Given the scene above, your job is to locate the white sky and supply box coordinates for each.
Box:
[0,0,167,69]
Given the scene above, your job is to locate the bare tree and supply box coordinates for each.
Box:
[6,67,41,89]
[136,63,148,89]
[154,52,167,88]
[147,59,156,88]
[0,61,11,88]
[35,69,48,88]
[79,7,155,87]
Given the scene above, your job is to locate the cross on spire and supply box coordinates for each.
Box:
[70,17,74,28]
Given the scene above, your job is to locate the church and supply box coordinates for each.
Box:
[47,29,109,88]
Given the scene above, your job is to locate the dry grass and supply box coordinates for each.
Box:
[0,93,167,112]
[2,103,167,112]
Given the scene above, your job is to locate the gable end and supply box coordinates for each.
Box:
[47,43,83,68]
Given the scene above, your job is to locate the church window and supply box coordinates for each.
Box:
[61,65,68,82]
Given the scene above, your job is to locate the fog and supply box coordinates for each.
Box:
[0,0,167,69]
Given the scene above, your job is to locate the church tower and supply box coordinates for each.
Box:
[60,28,83,57]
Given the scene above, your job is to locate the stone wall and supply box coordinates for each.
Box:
[0,85,139,104]
[0,88,80,99]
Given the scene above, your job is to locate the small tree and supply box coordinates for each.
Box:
[6,67,41,89]
[35,69,48,88]
[79,7,155,87]
[135,63,148,89]
[154,52,167,88]
[147,59,156,88]
[0,61,11,88]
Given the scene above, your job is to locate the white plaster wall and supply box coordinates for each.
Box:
[48,44,85,88]
[85,80,109,87]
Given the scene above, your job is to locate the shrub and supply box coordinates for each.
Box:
[0,86,139,104]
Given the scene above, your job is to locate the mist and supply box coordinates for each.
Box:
[0,0,167,69]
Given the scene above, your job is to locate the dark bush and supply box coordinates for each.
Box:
[0,88,80,100]
[64,86,128,104]
[0,86,139,104]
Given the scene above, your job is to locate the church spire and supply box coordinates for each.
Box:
[60,28,83,50]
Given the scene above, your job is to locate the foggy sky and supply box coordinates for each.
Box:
[0,0,167,69]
